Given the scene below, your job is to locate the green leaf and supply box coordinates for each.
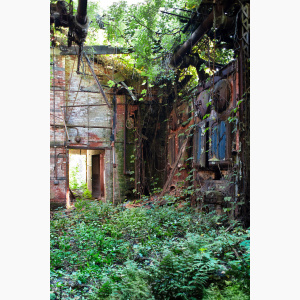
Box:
[107,80,115,88]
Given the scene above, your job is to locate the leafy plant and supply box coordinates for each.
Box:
[51,201,250,299]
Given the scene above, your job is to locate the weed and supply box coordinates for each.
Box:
[50,201,249,299]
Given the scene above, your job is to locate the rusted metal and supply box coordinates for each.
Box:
[170,0,232,67]
[57,45,131,55]
[51,0,89,66]
[59,107,70,141]
[236,2,250,227]
[87,93,90,146]
[72,0,89,46]
[196,90,211,118]
[53,89,105,93]
[76,0,88,25]
[124,97,128,174]
[51,88,119,95]
[50,1,70,27]
[161,126,193,197]
[213,79,231,113]
[68,127,81,143]
[51,124,111,129]
[197,61,236,92]
[77,44,83,73]
[52,46,58,182]
[50,177,67,181]
[83,52,111,107]
[61,104,108,107]
[67,145,112,150]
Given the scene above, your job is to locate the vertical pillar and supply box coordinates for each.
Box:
[104,149,113,202]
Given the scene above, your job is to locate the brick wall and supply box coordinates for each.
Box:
[50,55,67,207]
[50,54,136,207]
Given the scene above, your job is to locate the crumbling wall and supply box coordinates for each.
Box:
[192,64,240,213]
[64,55,112,149]
[50,54,137,206]
[50,55,68,208]
[161,62,241,214]
[166,100,194,187]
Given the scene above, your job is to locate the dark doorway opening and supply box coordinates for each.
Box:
[92,154,100,198]
[91,152,105,198]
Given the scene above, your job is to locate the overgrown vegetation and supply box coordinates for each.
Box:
[69,161,93,200]
[103,0,234,83]
[50,200,249,299]
[51,1,250,299]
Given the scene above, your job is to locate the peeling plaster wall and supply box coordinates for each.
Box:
[50,54,136,207]
[50,55,68,208]
[64,56,112,149]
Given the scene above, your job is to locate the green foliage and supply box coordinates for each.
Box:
[81,183,93,199]
[101,0,234,86]
[51,201,250,299]
[70,0,104,45]
[107,80,115,88]
[69,160,92,199]
[149,250,210,299]
[203,282,250,300]
[69,164,81,190]
[94,261,154,300]
[103,0,200,82]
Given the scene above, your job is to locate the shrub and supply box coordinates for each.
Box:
[50,201,250,299]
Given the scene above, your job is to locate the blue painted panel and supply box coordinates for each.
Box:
[218,121,226,160]
[211,125,218,158]
[197,128,202,163]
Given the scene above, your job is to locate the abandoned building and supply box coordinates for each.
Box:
[50,0,250,226]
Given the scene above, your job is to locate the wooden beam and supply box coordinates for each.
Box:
[160,126,193,197]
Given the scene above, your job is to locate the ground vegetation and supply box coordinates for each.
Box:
[50,198,249,299]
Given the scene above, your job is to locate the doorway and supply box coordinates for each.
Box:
[87,150,105,199]
[69,149,87,192]
[92,154,100,198]
[68,149,105,199]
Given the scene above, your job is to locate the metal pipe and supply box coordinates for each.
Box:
[50,124,111,129]
[123,96,127,174]
[61,104,108,107]
[59,107,71,141]
[170,0,231,67]
[76,0,88,25]
[56,153,67,172]
[87,93,90,145]
[67,145,112,150]
[51,88,116,95]
[83,52,111,107]
[69,127,79,136]
[52,46,58,183]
